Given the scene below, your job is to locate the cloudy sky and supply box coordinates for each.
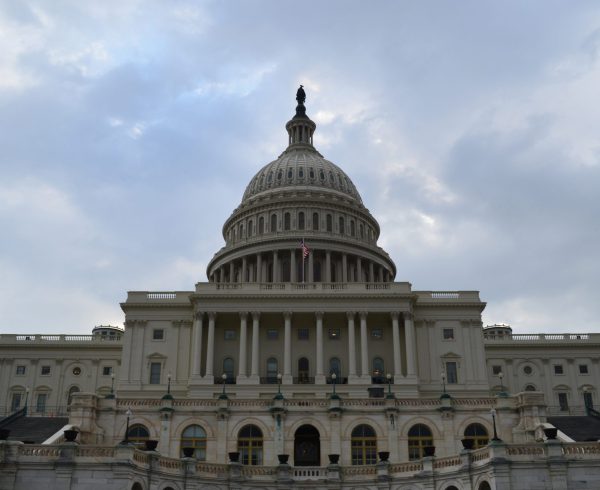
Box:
[1,1,599,334]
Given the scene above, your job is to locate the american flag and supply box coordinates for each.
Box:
[300,239,310,258]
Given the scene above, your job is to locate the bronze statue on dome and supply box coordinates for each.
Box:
[296,85,306,105]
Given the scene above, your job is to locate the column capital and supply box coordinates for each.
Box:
[239,311,248,320]
[251,311,261,321]
[207,312,217,321]
[390,311,401,321]
[194,311,204,321]
[403,311,413,321]
[359,311,368,320]
[283,311,293,320]
[315,311,324,320]
[346,311,356,320]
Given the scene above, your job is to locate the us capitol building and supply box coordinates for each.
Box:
[1,89,600,490]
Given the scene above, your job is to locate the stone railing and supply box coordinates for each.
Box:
[484,333,600,343]
[293,467,326,480]
[0,334,122,343]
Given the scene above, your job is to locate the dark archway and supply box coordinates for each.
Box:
[294,424,320,466]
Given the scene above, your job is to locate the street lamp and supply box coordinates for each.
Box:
[440,372,449,399]
[106,373,115,399]
[24,387,30,416]
[274,373,283,400]
[490,408,501,442]
[331,372,340,399]
[497,372,507,397]
[219,373,228,399]
[123,408,133,445]
[386,373,394,399]
[162,372,174,400]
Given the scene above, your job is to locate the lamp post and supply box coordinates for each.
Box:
[219,373,228,399]
[386,373,394,399]
[275,373,283,399]
[331,372,339,399]
[106,373,115,399]
[441,372,448,398]
[490,408,501,442]
[167,373,172,396]
[123,409,133,445]
[25,387,30,416]
[497,372,507,397]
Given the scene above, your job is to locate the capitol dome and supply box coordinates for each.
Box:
[206,88,396,284]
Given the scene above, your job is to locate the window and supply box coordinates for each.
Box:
[326,214,333,232]
[72,367,81,376]
[267,329,279,340]
[11,392,23,411]
[298,328,309,340]
[127,424,150,448]
[525,384,537,391]
[266,357,278,382]
[371,328,383,340]
[238,425,263,465]
[41,365,51,376]
[102,366,113,376]
[224,329,236,340]
[554,365,564,375]
[153,329,164,340]
[223,358,234,380]
[149,362,161,384]
[247,220,253,236]
[463,423,489,449]
[36,393,47,413]
[312,212,319,231]
[258,217,264,234]
[67,386,80,406]
[359,224,364,238]
[523,365,533,375]
[298,357,310,383]
[329,358,341,377]
[579,364,589,374]
[558,392,569,411]
[351,424,377,465]
[309,168,315,179]
[339,217,345,234]
[284,212,291,231]
[287,169,293,179]
[372,357,385,382]
[298,167,304,178]
[270,214,277,232]
[350,220,355,236]
[584,391,593,409]
[446,362,458,384]
[408,424,434,460]
[328,328,340,340]
[298,212,305,230]
[15,365,26,375]
[492,365,502,375]
[181,425,207,460]
[443,328,454,340]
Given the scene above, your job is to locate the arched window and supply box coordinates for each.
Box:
[463,423,489,449]
[351,424,377,465]
[266,358,278,383]
[326,214,333,232]
[238,425,263,465]
[359,224,364,238]
[372,357,384,383]
[258,217,264,234]
[525,384,537,391]
[284,212,291,231]
[270,214,277,232]
[239,223,244,238]
[478,482,492,490]
[180,424,207,460]
[445,487,459,490]
[298,212,305,230]
[127,424,150,448]
[329,358,341,377]
[350,220,355,237]
[67,386,80,406]
[312,212,319,231]
[223,358,234,381]
[248,220,253,237]
[132,483,143,490]
[339,217,345,234]
[298,357,310,383]
[408,424,433,460]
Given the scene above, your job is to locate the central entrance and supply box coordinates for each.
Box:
[294,424,320,466]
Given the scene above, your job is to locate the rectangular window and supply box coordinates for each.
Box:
[443,328,454,340]
[558,392,569,411]
[36,393,47,413]
[554,364,564,375]
[579,364,589,374]
[492,365,502,375]
[267,329,279,340]
[149,362,161,384]
[371,328,383,340]
[11,393,22,411]
[41,365,51,376]
[152,329,164,340]
[446,362,458,384]
[224,329,236,340]
[328,328,341,340]
[297,328,309,340]
[102,366,113,376]
[15,365,26,375]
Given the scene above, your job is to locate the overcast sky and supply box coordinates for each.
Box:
[1,1,599,334]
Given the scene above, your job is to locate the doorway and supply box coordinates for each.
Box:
[294,424,320,466]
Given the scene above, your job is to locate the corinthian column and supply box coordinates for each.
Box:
[359,311,370,382]
[283,312,292,384]
[191,311,204,379]
[238,312,248,380]
[315,312,325,384]
[347,312,359,384]
[391,312,402,381]
[204,312,216,382]
[249,312,261,383]
[404,312,417,378]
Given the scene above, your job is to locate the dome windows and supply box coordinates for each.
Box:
[298,212,305,230]
[284,213,291,231]
[319,170,325,181]
[267,171,273,183]
[309,168,315,179]
[298,167,304,179]
[287,169,294,179]
[277,170,283,180]
[312,212,319,231]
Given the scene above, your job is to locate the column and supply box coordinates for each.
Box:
[315,312,325,384]
[204,312,216,381]
[359,312,370,381]
[220,265,225,283]
[250,312,260,383]
[347,312,358,382]
[238,312,248,380]
[273,250,279,282]
[369,262,374,282]
[283,312,292,384]
[391,312,402,381]
[290,249,297,282]
[308,250,314,282]
[241,257,247,283]
[191,311,204,379]
[325,251,332,282]
[378,266,384,282]
[357,257,362,282]
[342,254,348,282]
[229,262,235,283]
[256,254,262,282]
[404,312,417,378]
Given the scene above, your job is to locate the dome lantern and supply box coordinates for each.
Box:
[285,85,316,148]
